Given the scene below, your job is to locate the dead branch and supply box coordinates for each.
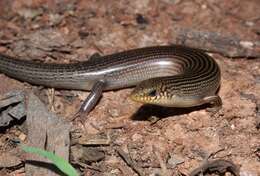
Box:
[171,26,260,58]
[116,147,145,176]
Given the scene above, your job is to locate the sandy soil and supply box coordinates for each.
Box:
[0,0,259,175]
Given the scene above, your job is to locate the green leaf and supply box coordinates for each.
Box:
[22,145,78,176]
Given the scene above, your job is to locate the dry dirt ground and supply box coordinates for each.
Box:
[0,0,259,176]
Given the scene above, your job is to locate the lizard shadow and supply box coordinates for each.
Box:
[130,104,209,121]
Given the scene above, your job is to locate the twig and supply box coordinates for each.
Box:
[189,159,240,176]
[171,26,260,58]
[189,149,240,176]
[153,146,170,176]
[47,88,55,112]
[75,162,102,172]
[206,148,225,160]
[116,147,145,176]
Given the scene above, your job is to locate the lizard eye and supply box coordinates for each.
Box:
[148,89,157,97]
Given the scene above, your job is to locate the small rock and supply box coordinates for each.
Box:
[71,145,105,164]
[18,133,27,141]
[131,133,143,142]
[17,8,43,19]
[108,108,120,118]
[167,154,185,168]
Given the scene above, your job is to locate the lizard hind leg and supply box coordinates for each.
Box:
[203,95,222,113]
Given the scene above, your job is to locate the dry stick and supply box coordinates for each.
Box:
[189,159,240,176]
[153,146,170,176]
[116,148,145,176]
[47,88,55,112]
[75,162,102,172]
[171,26,260,58]
[189,149,240,176]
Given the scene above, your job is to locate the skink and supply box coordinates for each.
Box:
[0,45,222,116]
